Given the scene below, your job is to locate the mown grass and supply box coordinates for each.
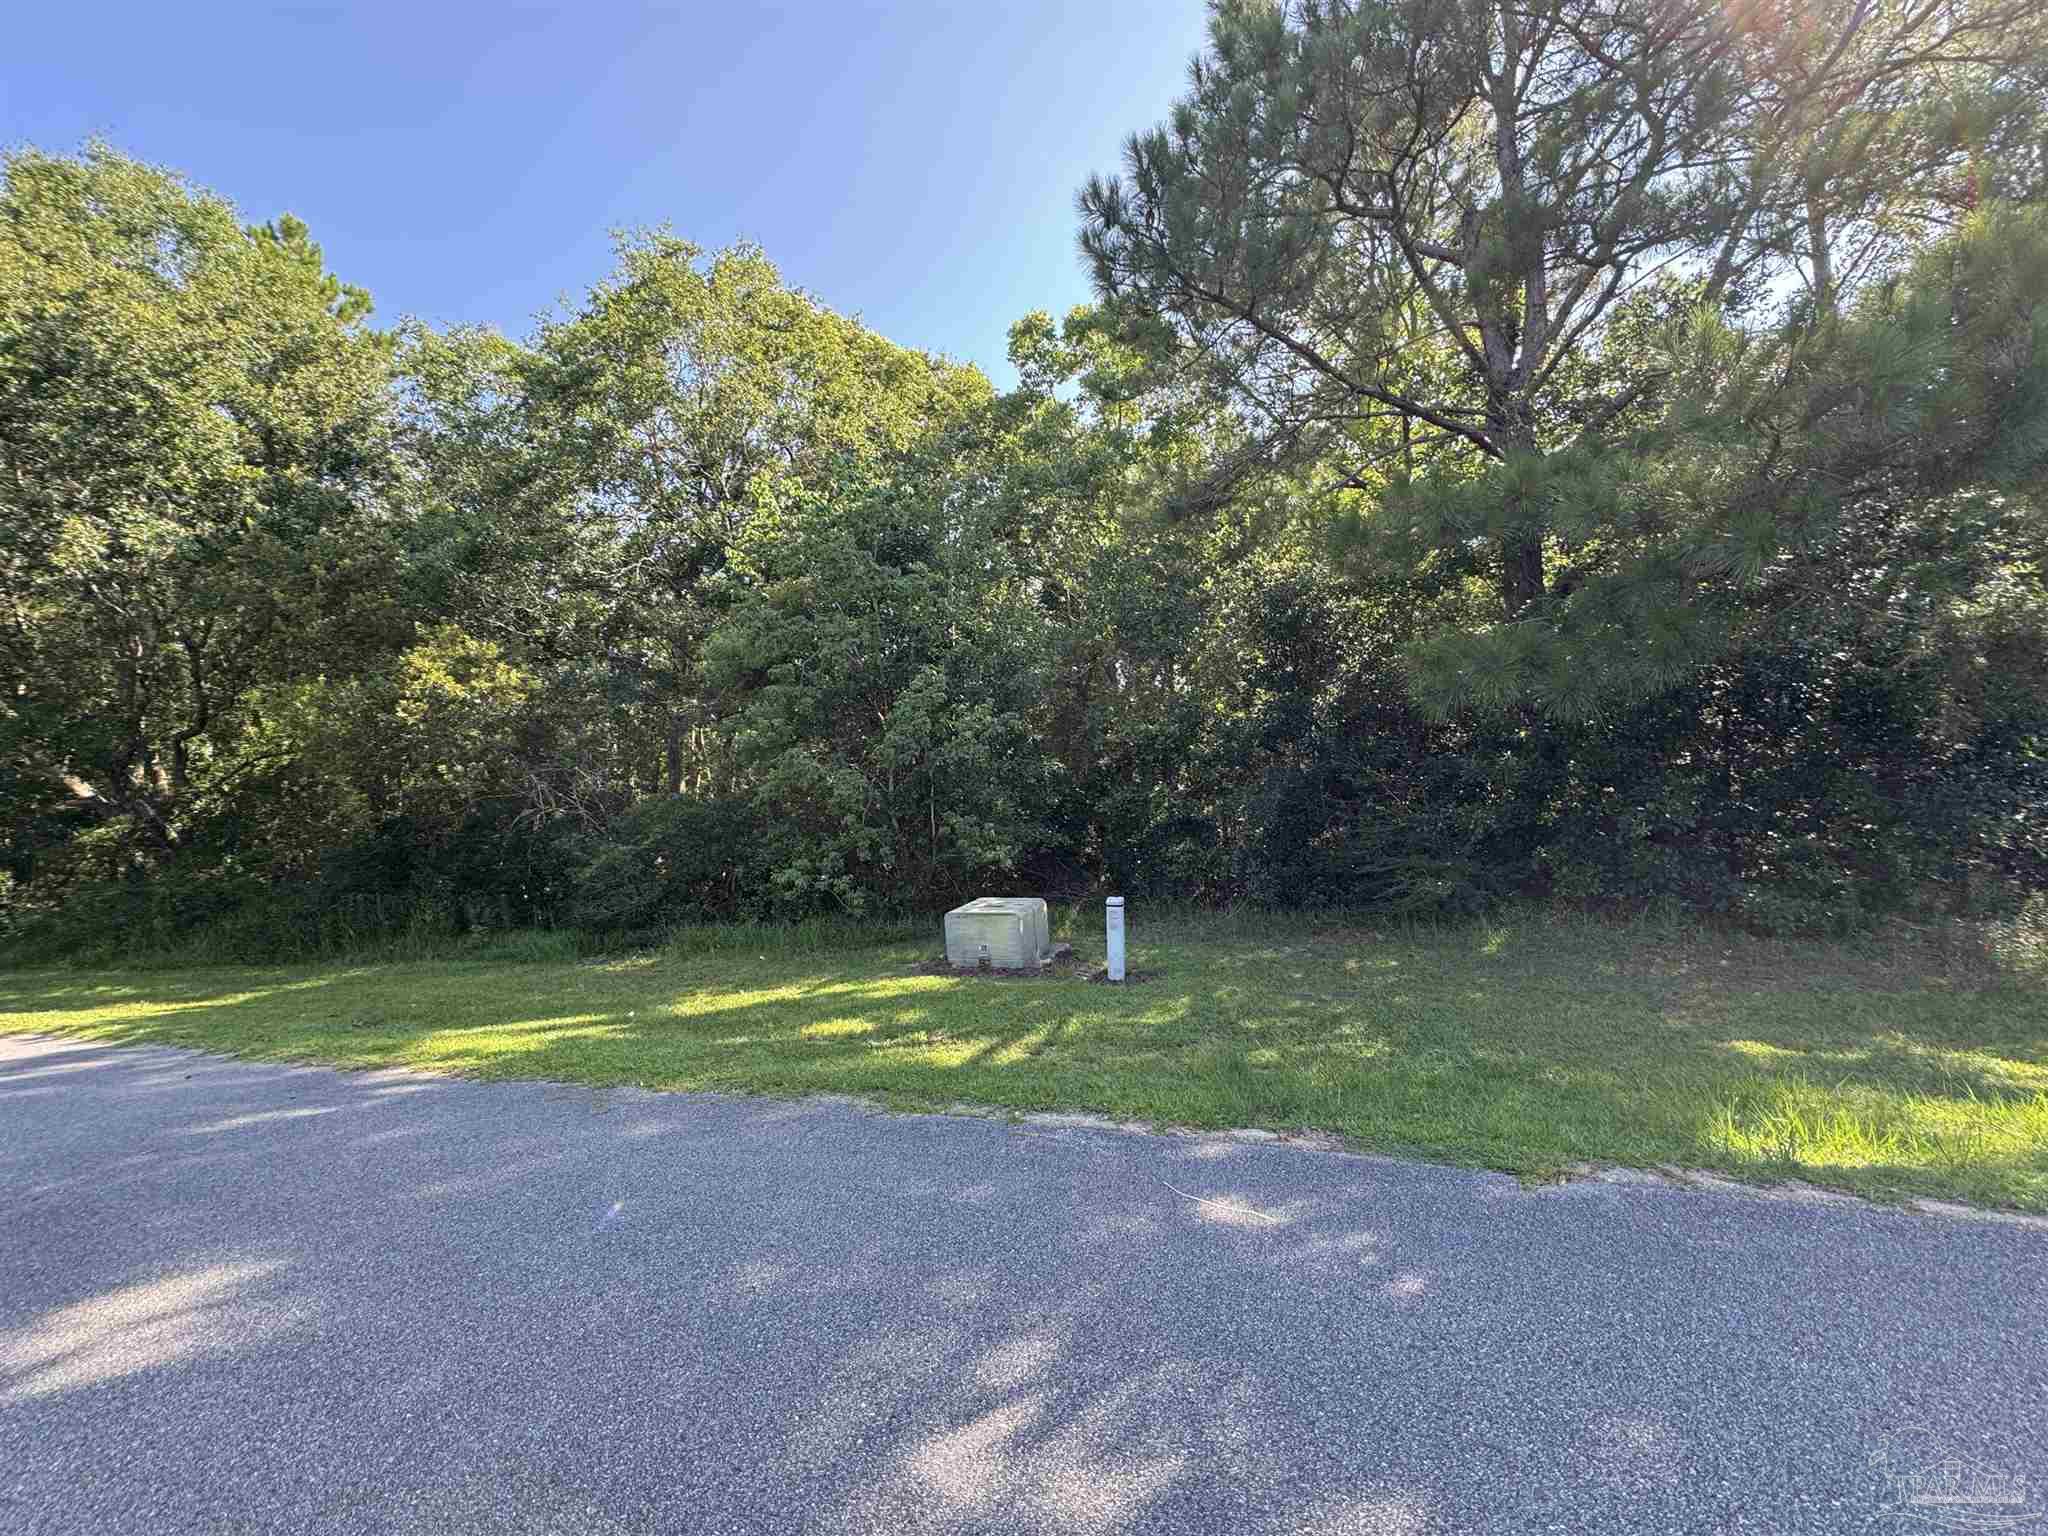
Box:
[4,907,2046,1210]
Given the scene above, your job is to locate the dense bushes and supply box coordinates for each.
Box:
[7,480,2043,964]
[560,797,765,936]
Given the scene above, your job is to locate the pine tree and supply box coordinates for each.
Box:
[1079,0,2046,713]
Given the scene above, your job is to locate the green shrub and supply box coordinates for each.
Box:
[564,795,768,934]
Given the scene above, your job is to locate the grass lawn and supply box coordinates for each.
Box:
[5,909,2046,1211]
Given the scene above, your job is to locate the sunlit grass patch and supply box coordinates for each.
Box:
[1704,1076,2048,1185]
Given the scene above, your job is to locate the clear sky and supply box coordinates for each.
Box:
[6,2,1211,383]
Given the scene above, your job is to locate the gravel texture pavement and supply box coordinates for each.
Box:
[2,1032,2042,1534]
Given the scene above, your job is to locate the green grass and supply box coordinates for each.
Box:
[5,907,2046,1210]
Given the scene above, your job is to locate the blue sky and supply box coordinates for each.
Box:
[7,2,1211,383]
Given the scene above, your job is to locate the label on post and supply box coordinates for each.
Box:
[1106,896,1125,983]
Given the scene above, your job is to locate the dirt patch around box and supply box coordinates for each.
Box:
[916,951,1089,981]
[909,954,1161,985]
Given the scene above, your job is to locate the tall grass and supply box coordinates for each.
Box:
[655,914,931,958]
[4,904,936,973]
[14,882,2048,982]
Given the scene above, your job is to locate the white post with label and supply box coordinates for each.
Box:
[1105,895,1125,983]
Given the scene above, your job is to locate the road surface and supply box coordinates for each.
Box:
[2,1033,2042,1534]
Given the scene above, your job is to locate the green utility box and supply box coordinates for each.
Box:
[944,896,1051,970]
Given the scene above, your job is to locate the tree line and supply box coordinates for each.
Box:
[4,0,2046,961]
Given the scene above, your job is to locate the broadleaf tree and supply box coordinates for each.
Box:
[0,146,404,868]
[414,235,994,806]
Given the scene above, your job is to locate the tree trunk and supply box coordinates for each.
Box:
[1488,398,1546,618]
[664,713,685,797]
[1807,198,1834,320]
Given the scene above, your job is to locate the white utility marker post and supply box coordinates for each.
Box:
[1105,896,1125,983]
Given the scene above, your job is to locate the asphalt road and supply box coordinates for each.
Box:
[2,1033,2043,1535]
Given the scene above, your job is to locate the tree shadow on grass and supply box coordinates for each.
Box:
[4,941,2045,1206]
